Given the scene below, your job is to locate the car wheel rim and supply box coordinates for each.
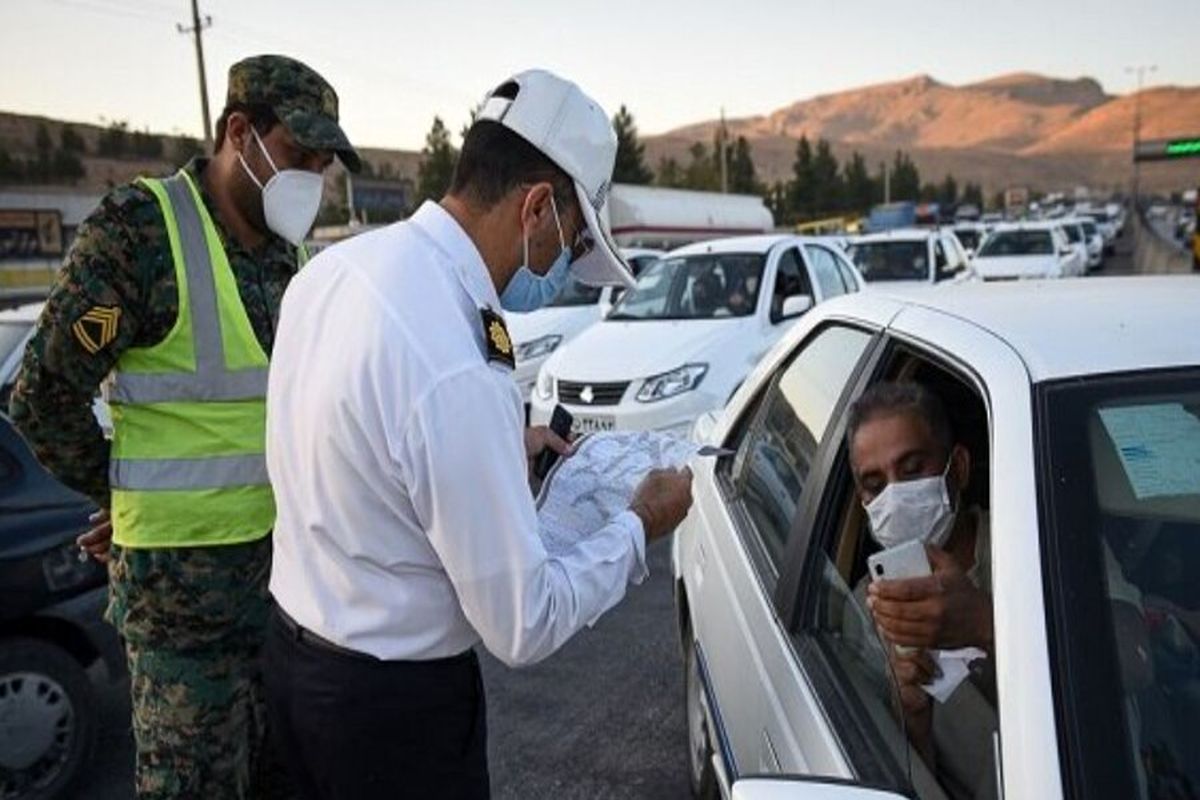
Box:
[686,653,709,785]
[0,672,75,796]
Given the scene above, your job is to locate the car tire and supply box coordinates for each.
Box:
[0,638,96,800]
[685,638,719,800]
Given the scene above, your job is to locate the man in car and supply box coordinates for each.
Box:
[846,381,997,798]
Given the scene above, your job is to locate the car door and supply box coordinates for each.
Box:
[683,322,880,788]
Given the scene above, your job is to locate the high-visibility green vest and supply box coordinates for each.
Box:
[108,170,275,548]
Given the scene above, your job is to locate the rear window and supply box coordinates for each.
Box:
[977,230,1053,257]
[846,240,929,282]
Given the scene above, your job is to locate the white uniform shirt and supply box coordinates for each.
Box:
[266,201,647,665]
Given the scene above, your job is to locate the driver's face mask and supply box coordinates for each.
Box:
[864,457,956,550]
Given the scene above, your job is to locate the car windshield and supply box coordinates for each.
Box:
[1062,224,1083,243]
[845,240,929,281]
[1082,221,1098,236]
[1041,369,1200,799]
[977,230,1054,256]
[608,253,764,321]
[547,279,603,307]
[953,228,982,250]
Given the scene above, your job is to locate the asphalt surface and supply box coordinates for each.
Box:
[86,538,691,800]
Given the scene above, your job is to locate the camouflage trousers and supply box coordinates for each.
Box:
[107,537,287,800]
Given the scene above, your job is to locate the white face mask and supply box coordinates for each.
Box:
[864,458,956,550]
[238,128,323,246]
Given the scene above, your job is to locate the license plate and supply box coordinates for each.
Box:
[571,415,615,435]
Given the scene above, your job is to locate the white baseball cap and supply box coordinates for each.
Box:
[476,69,634,288]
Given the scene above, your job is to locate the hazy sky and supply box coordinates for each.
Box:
[4,0,1197,150]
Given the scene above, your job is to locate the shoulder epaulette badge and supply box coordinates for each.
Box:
[480,307,515,369]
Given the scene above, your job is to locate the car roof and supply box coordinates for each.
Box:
[988,221,1061,233]
[666,234,805,257]
[0,301,43,323]
[848,228,937,244]
[858,277,1200,381]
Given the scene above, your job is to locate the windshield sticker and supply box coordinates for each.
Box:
[1098,403,1200,499]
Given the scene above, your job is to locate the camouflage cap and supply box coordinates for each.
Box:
[226,54,361,173]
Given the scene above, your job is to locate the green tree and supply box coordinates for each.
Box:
[131,128,163,159]
[728,136,759,194]
[169,135,204,168]
[788,135,815,219]
[416,116,458,203]
[961,182,984,210]
[60,124,86,154]
[34,123,53,182]
[811,139,842,214]
[612,105,653,185]
[0,146,23,183]
[989,189,1006,212]
[842,151,873,213]
[683,142,719,191]
[937,174,959,206]
[97,120,129,158]
[765,180,791,226]
[655,156,684,188]
[890,150,920,202]
[919,182,938,202]
[52,149,85,184]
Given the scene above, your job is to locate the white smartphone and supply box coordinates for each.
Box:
[867,539,932,583]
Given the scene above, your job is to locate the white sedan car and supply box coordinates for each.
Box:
[845,229,971,288]
[0,299,111,433]
[507,248,664,406]
[970,222,1083,280]
[529,235,864,437]
[673,277,1200,800]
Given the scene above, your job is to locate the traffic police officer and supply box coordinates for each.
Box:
[263,69,694,798]
[10,55,359,798]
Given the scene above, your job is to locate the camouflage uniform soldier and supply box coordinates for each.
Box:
[9,55,360,799]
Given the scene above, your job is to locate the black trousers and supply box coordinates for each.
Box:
[264,607,490,799]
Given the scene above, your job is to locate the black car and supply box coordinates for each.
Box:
[0,415,121,800]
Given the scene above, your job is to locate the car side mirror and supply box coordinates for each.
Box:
[1058,247,1073,258]
[691,410,720,445]
[776,294,813,322]
[732,777,908,800]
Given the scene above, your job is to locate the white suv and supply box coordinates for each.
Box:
[845,229,970,288]
[674,277,1200,800]
[970,222,1083,280]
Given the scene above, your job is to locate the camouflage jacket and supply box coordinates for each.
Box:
[9,158,299,507]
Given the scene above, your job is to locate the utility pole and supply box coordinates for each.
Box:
[719,107,728,194]
[882,161,891,204]
[178,0,214,148]
[1125,64,1157,206]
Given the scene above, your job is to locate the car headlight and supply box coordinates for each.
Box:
[535,369,555,401]
[516,334,562,362]
[636,364,708,403]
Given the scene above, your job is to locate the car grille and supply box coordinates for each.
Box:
[557,380,630,406]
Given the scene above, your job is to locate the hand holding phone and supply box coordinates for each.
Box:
[533,405,574,481]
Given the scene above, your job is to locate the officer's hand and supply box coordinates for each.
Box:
[76,509,112,564]
[629,467,694,542]
[523,426,574,462]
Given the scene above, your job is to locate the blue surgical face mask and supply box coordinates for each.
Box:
[500,195,573,313]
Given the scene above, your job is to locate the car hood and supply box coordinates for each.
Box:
[506,305,601,346]
[971,254,1059,278]
[545,317,756,383]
